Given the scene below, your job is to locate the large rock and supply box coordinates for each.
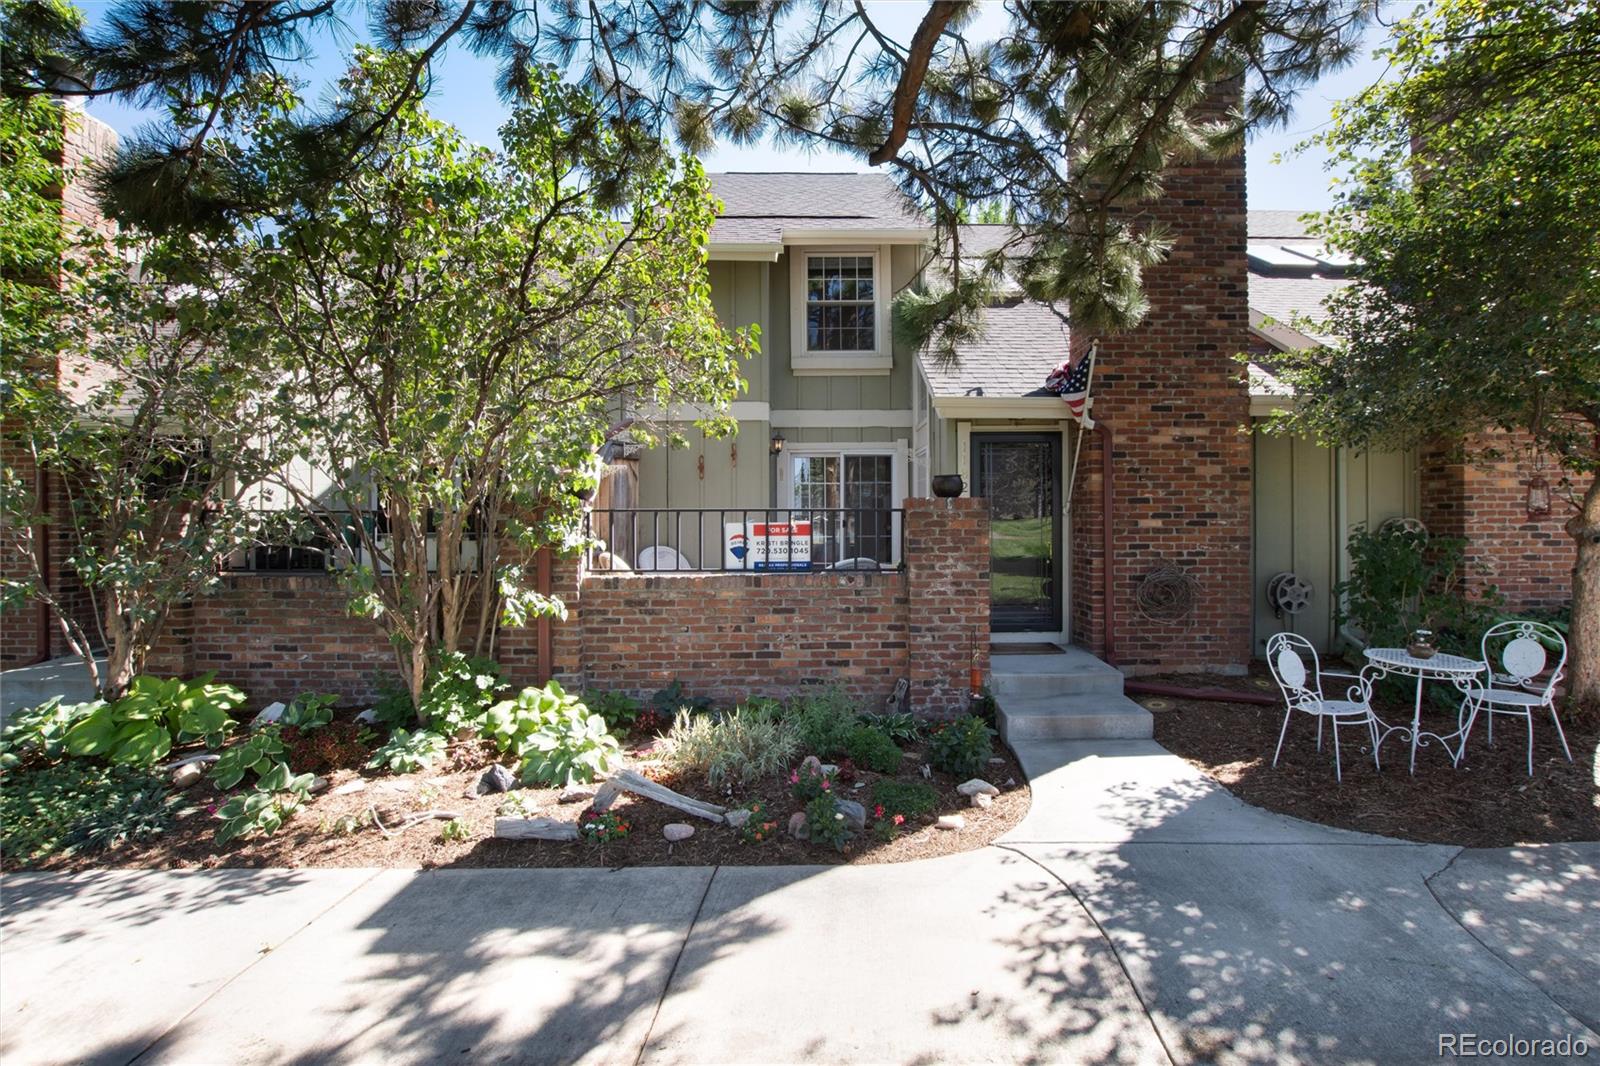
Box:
[724,809,752,829]
[936,814,966,831]
[970,792,994,810]
[663,823,695,843]
[787,811,809,841]
[957,779,999,797]
[171,763,205,789]
[475,765,518,795]
[833,799,866,832]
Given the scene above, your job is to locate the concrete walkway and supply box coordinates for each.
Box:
[3,740,1596,1065]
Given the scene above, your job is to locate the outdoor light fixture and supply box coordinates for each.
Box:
[1526,475,1552,518]
[770,432,786,455]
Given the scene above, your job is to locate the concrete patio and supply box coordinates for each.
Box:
[3,740,1596,1065]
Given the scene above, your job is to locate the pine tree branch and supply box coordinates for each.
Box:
[867,1,963,166]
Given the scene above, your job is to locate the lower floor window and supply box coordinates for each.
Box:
[786,451,898,566]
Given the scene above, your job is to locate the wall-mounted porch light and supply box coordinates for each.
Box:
[770,432,786,456]
[1526,475,1552,518]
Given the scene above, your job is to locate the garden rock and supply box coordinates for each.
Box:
[354,708,379,725]
[475,765,518,795]
[663,823,695,843]
[988,756,1005,765]
[834,798,866,832]
[252,701,286,726]
[820,763,839,777]
[331,780,368,796]
[957,779,999,797]
[970,792,993,810]
[171,763,205,789]
[724,809,752,829]
[936,814,966,831]
[787,811,809,841]
[558,787,595,805]
[799,755,823,777]
[309,776,329,795]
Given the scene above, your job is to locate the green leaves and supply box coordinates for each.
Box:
[364,728,448,774]
[214,761,315,846]
[485,682,621,787]
[62,674,243,766]
[210,728,287,790]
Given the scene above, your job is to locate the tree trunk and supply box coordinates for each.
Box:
[1566,474,1600,716]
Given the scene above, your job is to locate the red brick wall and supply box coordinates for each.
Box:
[546,498,989,715]
[1068,94,1254,675]
[145,575,397,708]
[1421,432,1574,611]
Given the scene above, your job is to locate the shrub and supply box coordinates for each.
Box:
[438,818,470,844]
[659,704,800,788]
[650,678,712,716]
[211,727,288,788]
[805,793,853,852]
[511,685,621,787]
[1337,523,1505,654]
[419,653,502,734]
[844,725,902,774]
[585,690,642,734]
[0,697,102,770]
[859,711,922,745]
[786,687,859,757]
[365,728,448,774]
[871,778,940,820]
[789,761,832,803]
[578,808,630,843]
[0,762,179,864]
[64,674,243,765]
[280,692,337,730]
[215,761,315,845]
[928,716,994,779]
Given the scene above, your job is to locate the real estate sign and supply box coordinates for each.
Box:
[725,521,812,571]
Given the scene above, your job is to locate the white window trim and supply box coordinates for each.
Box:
[775,441,908,566]
[789,246,892,376]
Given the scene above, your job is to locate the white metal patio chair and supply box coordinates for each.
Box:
[1459,620,1572,776]
[1266,631,1383,782]
[635,545,695,571]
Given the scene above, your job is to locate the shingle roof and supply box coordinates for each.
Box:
[1246,209,1349,347]
[1248,210,1315,239]
[918,298,1069,398]
[707,172,923,244]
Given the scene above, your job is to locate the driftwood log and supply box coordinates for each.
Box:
[494,817,581,842]
[603,769,728,824]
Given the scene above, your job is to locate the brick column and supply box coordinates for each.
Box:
[904,497,989,716]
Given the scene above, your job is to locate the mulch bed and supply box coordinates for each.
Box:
[1146,665,1599,847]
[16,724,1030,872]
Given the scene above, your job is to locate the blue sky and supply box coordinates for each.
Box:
[78,1,1394,212]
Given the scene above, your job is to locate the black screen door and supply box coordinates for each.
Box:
[971,433,1062,632]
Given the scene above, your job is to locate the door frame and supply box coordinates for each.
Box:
[970,431,1064,634]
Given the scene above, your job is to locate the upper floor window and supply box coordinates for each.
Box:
[789,247,891,375]
[805,255,875,351]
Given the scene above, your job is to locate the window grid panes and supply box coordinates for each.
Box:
[805,255,876,352]
[787,452,895,566]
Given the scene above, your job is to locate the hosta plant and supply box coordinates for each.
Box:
[0,697,103,769]
[64,674,244,765]
[214,761,315,845]
[210,727,288,789]
[517,702,621,787]
[859,711,922,745]
[280,692,337,731]
[365,728,448,774]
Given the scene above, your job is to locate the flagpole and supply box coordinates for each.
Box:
[1062,337,1099,530]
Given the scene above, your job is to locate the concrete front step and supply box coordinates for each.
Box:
[988,646,1126,699]
[997,692,1155,742]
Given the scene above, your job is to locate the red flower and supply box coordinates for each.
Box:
[893,814,905,826]
[873,805,885,818]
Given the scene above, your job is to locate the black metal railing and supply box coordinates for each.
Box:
[582,508,904,573]
[222,510,482,575]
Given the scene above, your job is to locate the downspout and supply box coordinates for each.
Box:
[535,546,553,684]
[1095,420,1117,666]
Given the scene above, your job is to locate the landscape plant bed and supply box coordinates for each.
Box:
[1144,667,1598,847]
[7,719,1030,872]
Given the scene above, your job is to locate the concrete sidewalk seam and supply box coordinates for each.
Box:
[1421,847,1595,1035]
[993,843,1179,1066]
[997,838,1433,847]
[633,864,720,1066]
[124,867,384,1066]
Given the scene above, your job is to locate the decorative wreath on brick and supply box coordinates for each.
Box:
[1134,562,1200,626]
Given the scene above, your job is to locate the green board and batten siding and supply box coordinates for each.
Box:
[1252,429,1419,654]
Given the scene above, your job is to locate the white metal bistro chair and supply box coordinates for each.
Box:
[1459,620,1572,776]
[1266,631,1382,782]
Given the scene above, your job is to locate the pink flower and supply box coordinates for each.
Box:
[873,805,885,818]
[789,771,798,783]
[821,778,831,789]
[893,814,905,826]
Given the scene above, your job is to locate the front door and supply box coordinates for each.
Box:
[971,433,1062,632]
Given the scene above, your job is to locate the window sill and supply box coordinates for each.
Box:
[791,353,893,377]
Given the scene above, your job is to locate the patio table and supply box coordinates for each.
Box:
[1362,647,1485,774]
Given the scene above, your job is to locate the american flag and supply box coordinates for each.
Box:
[1044,346,1095,421]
